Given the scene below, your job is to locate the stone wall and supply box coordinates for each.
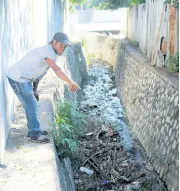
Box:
[72,33,179,191]
[0,0,65,162]
[115,39,179,191]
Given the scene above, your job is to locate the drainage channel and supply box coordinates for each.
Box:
[70,60,167,191]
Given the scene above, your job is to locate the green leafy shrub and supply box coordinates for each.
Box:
[69,0,86,4]
[54,99,86,159]
[131,0,145,5]
[81,38,87,48]
[132,40,139,47]
[166,51,179,74]
[165,0,179,9]
[81,38,97,64]
[89,0,145,10]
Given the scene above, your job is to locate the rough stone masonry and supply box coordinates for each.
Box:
[114,39,179,191]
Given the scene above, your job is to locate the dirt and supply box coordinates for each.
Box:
[72,60,167,191]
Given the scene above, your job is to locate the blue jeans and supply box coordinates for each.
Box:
[8,77,41,138]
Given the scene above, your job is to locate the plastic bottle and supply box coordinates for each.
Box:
[80,166,94,175]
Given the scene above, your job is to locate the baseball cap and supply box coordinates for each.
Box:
[52,32,71,46]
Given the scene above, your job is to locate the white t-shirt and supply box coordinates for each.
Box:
[7,45,57,83]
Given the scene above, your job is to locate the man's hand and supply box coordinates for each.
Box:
[45,58,81,92]
[33,81,40,101]
[34,90,39,101]
[68,80,81,92]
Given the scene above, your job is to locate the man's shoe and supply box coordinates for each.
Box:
[27,130,48,137]
[30,136,50,144]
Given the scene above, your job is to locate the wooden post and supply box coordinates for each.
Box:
[168,1,176,56]
[176,10,179,52]
[147,0,152,58]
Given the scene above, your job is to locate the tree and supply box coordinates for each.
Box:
[69,0,86,4]
[131,0,146,5]
[69,0,87,12]
[89,0,145,10]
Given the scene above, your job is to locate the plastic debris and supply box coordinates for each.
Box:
[80,166,94,175]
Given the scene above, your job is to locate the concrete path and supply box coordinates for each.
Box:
[0,74,62,191]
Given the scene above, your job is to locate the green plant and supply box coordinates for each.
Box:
[89,0,145,10]
[69,4,76,13]
[87,53,96,64]
[81,38,89,58]
[69,0,86,4]
[81,38,87,48]
[166,51,179,74]
[173,0,179,9]
[54,99,86,159]
[131,0,145,5]
[81,38,97,64]
[165,0,179,9]
[132,40,139,47]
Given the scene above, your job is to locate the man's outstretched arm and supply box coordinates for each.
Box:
[45,58,80,92]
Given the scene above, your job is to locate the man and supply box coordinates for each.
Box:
[7,32,80,143]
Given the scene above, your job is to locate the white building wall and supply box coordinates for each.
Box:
[69,9,124,24]
[127,0,176,65]
[0,0,65,162]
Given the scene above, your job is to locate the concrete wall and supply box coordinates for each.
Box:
[127,0,179,67]
[71,32,119,64]
[73,33,179,191]
[69,9,128,36]
[69,9,123,24]
[0,0,65,162]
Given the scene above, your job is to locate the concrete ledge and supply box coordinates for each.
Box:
[0,78,62,191]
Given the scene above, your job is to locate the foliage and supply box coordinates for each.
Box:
[166,51,179,73]
[69,4,76,12]
[89,0,145,10]
[173,0,179,9]
[165,0,179,9]
[87,53,96,64]
[131,0,145,5]
[69,0,86,4]
[54,99,86,159]
[81,38,87,48]
[81,38,96,64]
[132,40,139,47]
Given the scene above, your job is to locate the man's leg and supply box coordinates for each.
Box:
[20,83,41,138]
[8,78,44,140]
[27,123,48,137]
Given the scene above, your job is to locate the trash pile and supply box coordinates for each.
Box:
[73,123,146,191]
[72,60,167,191]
